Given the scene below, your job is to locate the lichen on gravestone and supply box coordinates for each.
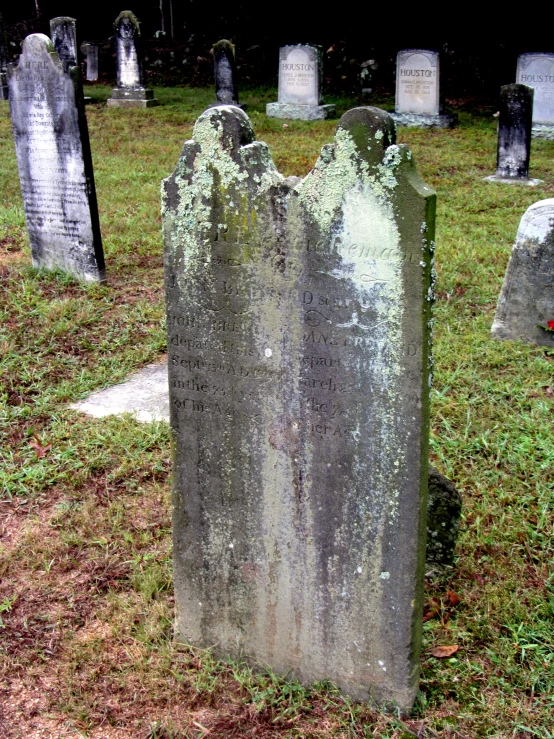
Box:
[162,105,436,714]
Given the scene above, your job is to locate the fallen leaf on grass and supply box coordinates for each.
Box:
[431,645,459,658]
[29,435,52,459]
[445,590,461,607]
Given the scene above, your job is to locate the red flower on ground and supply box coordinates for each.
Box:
[548,320,554,329]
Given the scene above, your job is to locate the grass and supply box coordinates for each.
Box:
[0,85,553,737]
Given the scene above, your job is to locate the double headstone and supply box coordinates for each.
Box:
[162,105,435,712]
[82,42,99,82]
[7,34,105,282]
[484,84,541,186]
[266,44,335,120]
[50,17,78,71]
[392,49,457,129]
[517,53,554,139]
[492,199,554,347]
[107,11,158,108]
[0,12,9,100]
[210,40,243,109]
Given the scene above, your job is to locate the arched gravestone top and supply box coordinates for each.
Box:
[492,199,554,346]
[162,105,435,713]
[7,33,105,282]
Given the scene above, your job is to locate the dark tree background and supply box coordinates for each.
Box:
[3,2,553,103]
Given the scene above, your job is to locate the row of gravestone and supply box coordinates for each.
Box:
[3,10,554,137]
[5,31,554,715]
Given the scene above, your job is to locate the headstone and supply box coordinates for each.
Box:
[107,11,159,108]
[210,39,244,109]
[0,12,9,100]
[162,104,435,713]
[426,467,461,570]
[50,17,77,70]
[492,199,554,347]
[7,34,105,282]
[391,49,457,129]
[516,53,554,139]
[266,44,335,120]
[82,42,99,82]
[484,84,541,186]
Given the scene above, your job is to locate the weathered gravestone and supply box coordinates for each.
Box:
[517,53,554,139]
[107,11,158,108]
[210,39,244,109]
[0,12,9,100]
[266,44,335,120]
[484,84,541,186]
[492,199,554,347]
[7,34,105,282]
[82,42,99,82]
[50,16,77,70]
[162,104,435,712]
[392,49,457,129]
[426,466,461,570]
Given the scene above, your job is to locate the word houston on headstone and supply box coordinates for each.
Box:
[266,44,335,120]
[107,11,158,108]
[517,53,554,138]
[492,199,554,346]
[392,49,456,128]
[7,34,105,281]
[163,104,435,712]
[484,84,541,185]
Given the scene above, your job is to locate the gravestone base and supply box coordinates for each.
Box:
[266,102,336,120]
[483,174,543,187]
[532,123,554,140]
[107,87,159,108]
[391,112,458,129]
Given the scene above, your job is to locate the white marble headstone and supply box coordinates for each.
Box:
[516,53,554,124]
[116,15,141,88]
[396,49,440,116]
[278,45,319,106]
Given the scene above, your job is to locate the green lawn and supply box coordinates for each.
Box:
[0,86,553,737]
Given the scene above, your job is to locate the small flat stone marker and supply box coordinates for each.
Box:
[210,39,244,109]
[7,34,105,282]
[492,199,554,346]
[50,16,77,70]
[517,53,554,139]
[484,83,542,186]
[107,11,158,108]
[162,105,435,712]
[72,363,169,422]
[392,49,457,129]
[266,44,335,120]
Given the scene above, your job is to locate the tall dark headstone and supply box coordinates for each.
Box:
[0,12,8,100]
[107,11,158,108]
[50,16,77,70]
[492,199,554,346]
[7,34,105,282]
[162,105,435,713]
[484,84,541,186]
[211,40,242,108]
[82,42,99,82]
